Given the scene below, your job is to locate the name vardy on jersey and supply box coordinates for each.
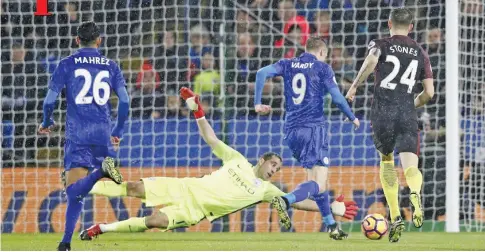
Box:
[291,62,314,69]
[74,57,110,65]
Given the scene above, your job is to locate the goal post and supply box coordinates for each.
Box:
[445,0,460,233]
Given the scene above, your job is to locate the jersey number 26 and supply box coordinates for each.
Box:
[75,69,111,105]
[381,55,418,94]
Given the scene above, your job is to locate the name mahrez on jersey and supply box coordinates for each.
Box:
[389,45,418,57]
[291,62,314,69]
[74,56,110,65]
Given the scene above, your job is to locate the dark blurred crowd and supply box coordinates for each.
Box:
[0,2,481,159]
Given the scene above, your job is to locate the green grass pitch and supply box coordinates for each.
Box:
[2,232,485,251]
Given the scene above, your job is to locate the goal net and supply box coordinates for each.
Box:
[1,0,483,233]
[459,0,485,232]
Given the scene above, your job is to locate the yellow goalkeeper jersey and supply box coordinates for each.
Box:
[184,141,285,222]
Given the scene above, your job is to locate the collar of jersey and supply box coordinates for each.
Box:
[300,52,317,60]
[391,35,409,39]
[77,47,100,53]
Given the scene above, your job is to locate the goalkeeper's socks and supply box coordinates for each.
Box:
[100,217,148,233]
[66,169,104,198]
[404,166,423,194]
[314,191,336,226]
[380,161,401,221]
[61,191,84,243]
[283,180,319,205]
[90,181,128,197]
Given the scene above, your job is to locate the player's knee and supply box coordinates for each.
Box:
[309,166,328,192]
[311,180,325,192]
[126,181,145,198]
[64,168,89,187]
[145,212,168,229]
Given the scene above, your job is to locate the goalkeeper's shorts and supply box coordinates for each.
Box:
[64,139,115,171]
[141,177,205,230]
[284,125,330,169]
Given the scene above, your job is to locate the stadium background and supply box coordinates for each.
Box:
[1,0,484,234]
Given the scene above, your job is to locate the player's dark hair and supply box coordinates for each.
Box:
[390,7,414,28]
[305,36,327,52]
[77,21,100,46]
[262,152,282,163]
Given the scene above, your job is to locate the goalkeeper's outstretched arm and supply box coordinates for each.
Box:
[196,116,219,149]
[293,198,358,220]
[179,87,219,149]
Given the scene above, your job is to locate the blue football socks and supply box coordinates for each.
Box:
[61,169,104,243]
[314,191,336,226]
[66,169,103,198]
[61,192,83,243]
[283,180,319,205]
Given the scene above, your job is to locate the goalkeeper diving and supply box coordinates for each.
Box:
[80,87,358,239]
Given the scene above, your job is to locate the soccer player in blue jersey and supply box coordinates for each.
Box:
[254,37,359,240]
[38,22,130,251]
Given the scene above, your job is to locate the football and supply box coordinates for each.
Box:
[361,214,389,240]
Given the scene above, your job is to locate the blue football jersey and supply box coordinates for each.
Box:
[273,52,337,129]
[48,48,126,146]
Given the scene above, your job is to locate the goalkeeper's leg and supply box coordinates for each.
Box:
[80,213,165,240]
[81,205,203,240]
[400,152,423,228]
[90,180,146,198]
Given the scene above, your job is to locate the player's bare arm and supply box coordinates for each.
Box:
[346,47,381,102]
[414,78,434,108]
[414,45,435,108]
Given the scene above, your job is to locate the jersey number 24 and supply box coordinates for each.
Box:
[75,69,111,105]
[381,55,418,94]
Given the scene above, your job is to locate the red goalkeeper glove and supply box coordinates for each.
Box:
[180,87,205,119]
[330,195,359,220]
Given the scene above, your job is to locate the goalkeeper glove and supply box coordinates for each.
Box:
[331,195,359,220]
[180,87,205,119]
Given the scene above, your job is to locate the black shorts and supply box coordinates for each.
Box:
[370,110,419,155]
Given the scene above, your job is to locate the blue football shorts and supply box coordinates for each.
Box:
[63,139,115,171]
[284,125,330,169]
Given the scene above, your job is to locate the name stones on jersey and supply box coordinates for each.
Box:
[291,62,314,69]
[389,45,418,57]
[74,57,110,65]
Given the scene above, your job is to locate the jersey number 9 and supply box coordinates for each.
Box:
[380,55,418,94]
[292,73,307,105]
[75,69,111,105]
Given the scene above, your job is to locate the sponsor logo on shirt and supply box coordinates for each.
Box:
[228,168,255,195]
